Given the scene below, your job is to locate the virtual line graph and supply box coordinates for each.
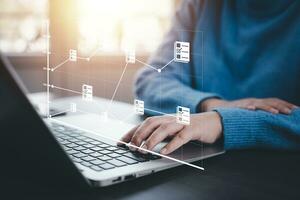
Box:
[43,20,204,171]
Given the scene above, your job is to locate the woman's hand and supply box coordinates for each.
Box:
[201,98,298,114]
[119,112,222,155]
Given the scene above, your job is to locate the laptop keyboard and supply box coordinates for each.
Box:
[50,123,161,172]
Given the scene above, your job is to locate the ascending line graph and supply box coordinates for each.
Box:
[44,20,204,171]
[47,45,103,72]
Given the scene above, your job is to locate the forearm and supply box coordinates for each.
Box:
[215,108,300,150]
[135,70,219,114]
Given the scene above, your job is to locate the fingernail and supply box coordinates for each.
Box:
[271,108,279,114]
[161,148,167,154]
[140,144,148,154]
[129,143,137,151]
[247,105,255,110]
[284,108,291,114]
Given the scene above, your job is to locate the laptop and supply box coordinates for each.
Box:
[0,54,224,188]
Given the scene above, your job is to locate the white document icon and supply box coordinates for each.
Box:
[176,106,190,125]
[134,99,144,115]
[174,41,190,63]
[82,84,93,101]
[126,49,135,64]
[69,49,77,62]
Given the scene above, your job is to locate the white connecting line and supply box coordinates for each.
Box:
[43,83,83,95]
[49,118,204,171]
[49,46,103,72]
[106,62,129,112]
[135,58,175,73]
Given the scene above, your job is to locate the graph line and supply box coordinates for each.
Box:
[160,58,175,71]
[135,58,159,71]
[135,58,175,72]
[51,58,69,71]
[107,62,129,112]
[43,84,83,95]
[144,107,175,117]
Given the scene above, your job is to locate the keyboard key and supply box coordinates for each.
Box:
[90,152,103,158]
[66,143,78,148]
[90,165,103,172]
[73,146,86,151]
[90,159,105,165]
[75,141,87,145]
[89,140,102,145]
[73,152,86,158]
[108,159,126,167]
[83,138,94,142]
[107,153,121,158]
[100,150,111,154]
[117,157,138,165]
[99,163,115,170]
[115,149,128,154]
[98,143,109,148]
[106,146,119,151]
[81,156,96,162]
[99,155,113,161]
[68,138,80,142]
[91,147,103,151]
[81,161,92,167]
[66,149,78,154]
[83,144,95,148]
[81,149,94,154]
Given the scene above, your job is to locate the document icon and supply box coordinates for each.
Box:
[176,106,190,125]
[134,99,144,115]
[126,49,135,64]
[69,49,77,62]
[174,41,190,63]
[82,84,93,101]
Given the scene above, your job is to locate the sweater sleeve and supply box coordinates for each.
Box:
[134,0,220,115]
[214,107,300,150]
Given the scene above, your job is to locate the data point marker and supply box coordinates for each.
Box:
[82,84,93,101]
[134,99,144,115]
[69,49,77,62]
[176,106,190,125]
[174,41,190,63]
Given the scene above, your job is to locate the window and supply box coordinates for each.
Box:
[0,0,178,55]
[77,0,176,55]
[0,0,48,53]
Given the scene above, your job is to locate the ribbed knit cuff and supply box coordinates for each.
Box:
[214,108,267,150]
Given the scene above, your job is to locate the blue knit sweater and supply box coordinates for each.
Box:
[134,0,300,150]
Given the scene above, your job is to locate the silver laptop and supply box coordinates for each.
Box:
[0,54,224,188]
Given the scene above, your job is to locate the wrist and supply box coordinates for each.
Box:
[201,98,225,112]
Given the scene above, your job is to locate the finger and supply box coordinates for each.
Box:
[271,104,291,115]
[256,104,279,114]
[160,129,191,155]
[130,116,173,149]
[140,122,184,153]
[268,98,297,110]
[118,125,139,145]
[246,105,256,110]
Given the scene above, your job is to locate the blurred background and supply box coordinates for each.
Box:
[0,0,181,103]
